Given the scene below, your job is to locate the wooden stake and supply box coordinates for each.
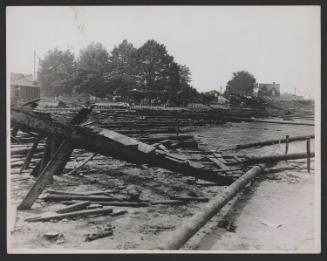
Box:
[285,135,289,156]
[307,138,311,173]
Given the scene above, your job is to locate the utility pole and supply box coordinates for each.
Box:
[33,50,36,80]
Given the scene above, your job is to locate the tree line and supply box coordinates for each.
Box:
[38,39,200,106]
[38,39,257,106]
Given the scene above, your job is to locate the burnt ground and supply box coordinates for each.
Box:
[8,121,318,253]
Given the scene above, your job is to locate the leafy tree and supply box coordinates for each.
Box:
[73,42,110,97]
[224,71,256,96]
[167,62,193,105]
[38,49,75,96]
[107,40,138,99]
[136,40,173,90]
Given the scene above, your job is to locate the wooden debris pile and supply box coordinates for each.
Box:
[10,102,315,246]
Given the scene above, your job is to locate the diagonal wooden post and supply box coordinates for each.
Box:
[17,140,74,210]
[19,136,43,173]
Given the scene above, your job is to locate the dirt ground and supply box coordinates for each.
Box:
[8,121,319,253]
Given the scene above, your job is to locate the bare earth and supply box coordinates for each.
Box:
[8,121,319,253]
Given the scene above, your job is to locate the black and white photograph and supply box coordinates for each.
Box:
[6,5,321,253]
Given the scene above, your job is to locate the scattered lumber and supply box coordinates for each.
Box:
[91,201,149,207]
[169,196,209,202]
[208,157,230,171]
[158,164,266,250]
[46,189,117,196]
[139,135,194,143]
[11,147,43,155]
[42,194,121,202]
[149,200,185,205]
[11,107,234,186]
[56,201,90,214]
[25,207,113,222]
[232,134,314,150]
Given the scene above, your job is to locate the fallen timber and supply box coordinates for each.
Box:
[158,164,267,250]
[12,107,234,209]
[25,207,114,222]
[232,134,315,150]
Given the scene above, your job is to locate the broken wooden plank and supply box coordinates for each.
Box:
[46,189,117,196]
[169,196,209,202]
[149,200,185,205]
[56,201,90,214]
[91,201,149,207]
[208,157,230,171]
[66,153,96,176]
[25,207,113,222]
[42,194,122,202]
[17,140,74,210]
[213,153,228,164]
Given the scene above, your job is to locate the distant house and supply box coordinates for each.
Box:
[257,82,280,97]
[10,73,40,102]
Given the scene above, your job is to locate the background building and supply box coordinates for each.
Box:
[10,73,40,102]
[257,82,280,97]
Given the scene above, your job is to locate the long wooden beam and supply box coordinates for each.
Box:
[230,152,315,165]
[158,164,267,250]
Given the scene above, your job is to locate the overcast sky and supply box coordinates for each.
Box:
[7,6,320,98]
